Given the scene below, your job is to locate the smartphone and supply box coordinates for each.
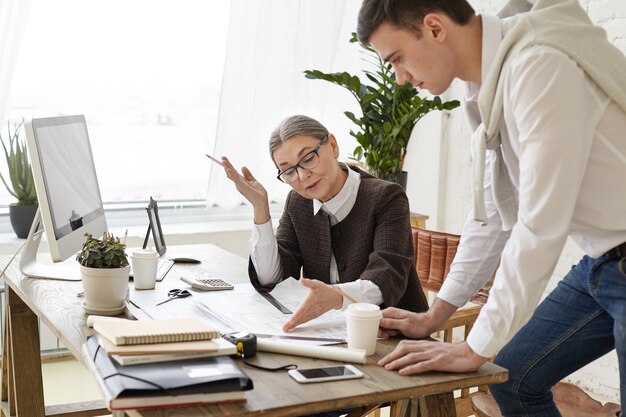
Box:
[180,276,234,291]
[288,365,364,384]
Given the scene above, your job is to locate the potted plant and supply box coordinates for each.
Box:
[305,33,460,188]
[0,120,38,238]
[77,232,130,314]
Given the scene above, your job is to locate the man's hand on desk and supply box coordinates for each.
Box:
[379,340,488,375]
[378,308,432,339]
[282,278,342,332]
[378,299,458,339]
[376,300,488,374]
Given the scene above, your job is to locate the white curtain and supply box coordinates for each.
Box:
[207,0,365,208]
[0,0,32,125]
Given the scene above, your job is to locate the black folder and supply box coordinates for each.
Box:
[82,336,253,411]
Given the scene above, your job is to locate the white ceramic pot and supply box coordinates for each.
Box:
[80,265,130,310]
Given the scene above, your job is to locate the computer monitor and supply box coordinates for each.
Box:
[20,115,107,281]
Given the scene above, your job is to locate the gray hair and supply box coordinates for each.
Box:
[269,115,329,160]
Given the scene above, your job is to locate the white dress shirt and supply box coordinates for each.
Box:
[249,167,384,309]
[437,14,626,357]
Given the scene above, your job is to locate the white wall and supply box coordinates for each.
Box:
[405,0,624,402]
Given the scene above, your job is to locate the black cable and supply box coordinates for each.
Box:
[241,351,297,372]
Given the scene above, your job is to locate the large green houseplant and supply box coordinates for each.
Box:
[305,33,460,186]
[0,120,38,238]
[77,232,130,314]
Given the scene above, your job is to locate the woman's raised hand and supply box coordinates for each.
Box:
[221,157,270,224]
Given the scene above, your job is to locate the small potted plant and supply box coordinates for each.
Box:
[0,120,38,238]
[77,232,130,314]
[305,33,460,188]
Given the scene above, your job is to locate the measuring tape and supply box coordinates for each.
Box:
[222,332,257,358]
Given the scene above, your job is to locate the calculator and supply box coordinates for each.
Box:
[179,276,234,291]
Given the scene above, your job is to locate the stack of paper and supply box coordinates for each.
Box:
[92,317,237,366]
[82,336,252,411]
[101,337,237,366]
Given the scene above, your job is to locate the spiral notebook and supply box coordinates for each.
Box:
[94,317,220,346]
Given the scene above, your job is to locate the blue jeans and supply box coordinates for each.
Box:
[490,254,625,416]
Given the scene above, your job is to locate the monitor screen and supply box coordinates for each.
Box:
[33,119,104,240]
[24,115,107,268]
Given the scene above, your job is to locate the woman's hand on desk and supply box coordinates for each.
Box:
[221,157,271,224]
[282,278,342,332]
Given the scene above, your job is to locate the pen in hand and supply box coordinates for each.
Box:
[207,154,246,179]
[206,154,225,167]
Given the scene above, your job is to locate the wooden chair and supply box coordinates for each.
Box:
[472,381,621,417]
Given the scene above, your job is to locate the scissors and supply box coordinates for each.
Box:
[155,289,192,306]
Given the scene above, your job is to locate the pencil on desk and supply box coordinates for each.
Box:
[333,285,357,304]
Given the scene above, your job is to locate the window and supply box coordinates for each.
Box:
[2,0,229,207]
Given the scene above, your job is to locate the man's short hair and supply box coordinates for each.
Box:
[357,0,475,44]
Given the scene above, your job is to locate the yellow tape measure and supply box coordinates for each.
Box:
[222,332,257,358]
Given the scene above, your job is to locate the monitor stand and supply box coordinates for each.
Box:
[19,208,81,281]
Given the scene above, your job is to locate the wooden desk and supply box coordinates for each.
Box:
[0,244,507,417]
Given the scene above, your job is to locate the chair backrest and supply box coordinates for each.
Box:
[412,227,460,292]
[411,227,491,306]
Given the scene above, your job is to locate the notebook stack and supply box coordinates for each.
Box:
[93,317,237,365]
[82,317,251,411]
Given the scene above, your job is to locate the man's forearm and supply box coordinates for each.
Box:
[424,298,459,334]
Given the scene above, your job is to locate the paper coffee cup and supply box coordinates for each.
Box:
[131,248,159,290]
[345,303,382,356]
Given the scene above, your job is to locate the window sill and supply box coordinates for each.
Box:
[0,203,283,258]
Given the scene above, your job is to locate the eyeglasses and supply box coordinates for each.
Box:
[276,135,328,183]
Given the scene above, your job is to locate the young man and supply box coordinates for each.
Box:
[357,0,626,414]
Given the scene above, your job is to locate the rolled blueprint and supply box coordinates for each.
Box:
[257,339,366,364]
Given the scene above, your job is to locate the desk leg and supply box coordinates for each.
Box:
[1,296,12,417]
[390,399,412,417]
[418,393,456,417]
[391,393,456,417]
[5,286,46,417]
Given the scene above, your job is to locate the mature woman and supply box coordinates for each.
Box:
[220,115,428,330]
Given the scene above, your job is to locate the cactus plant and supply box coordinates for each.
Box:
[0,120,37,206]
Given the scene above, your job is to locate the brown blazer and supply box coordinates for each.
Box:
[249,166,428,314]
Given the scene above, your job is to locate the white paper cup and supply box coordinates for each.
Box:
[345,303,382,356]
[131,248,159,290]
